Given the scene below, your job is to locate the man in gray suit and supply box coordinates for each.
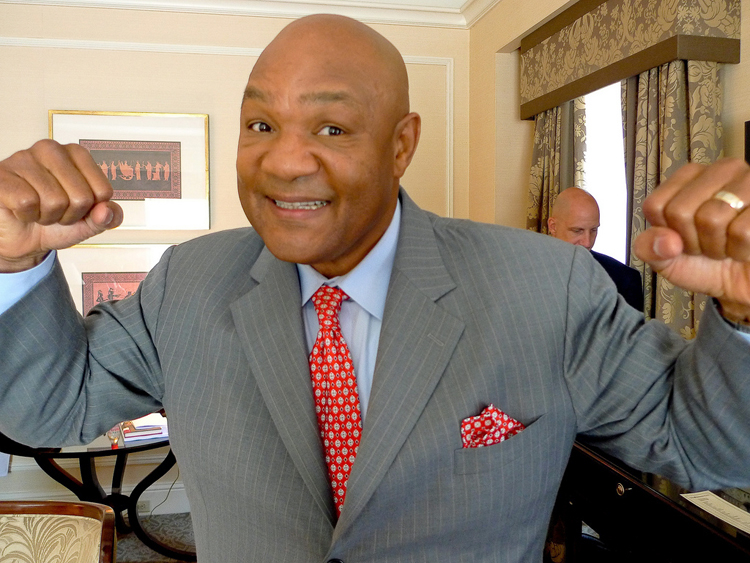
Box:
[2,14,750,563]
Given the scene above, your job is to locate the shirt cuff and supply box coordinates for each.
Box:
[0,251,56,316]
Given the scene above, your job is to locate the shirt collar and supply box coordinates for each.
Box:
[297,200,401,321]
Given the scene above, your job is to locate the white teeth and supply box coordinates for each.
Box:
[274,200,328,210]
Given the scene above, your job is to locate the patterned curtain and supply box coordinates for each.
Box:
[623,60,723,338]
[527,98,587,233]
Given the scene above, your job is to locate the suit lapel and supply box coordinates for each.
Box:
[334,191,465,536]
[230,248,335,523]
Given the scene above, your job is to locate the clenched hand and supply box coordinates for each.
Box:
[634,158,750,323]
[0,140,123,272]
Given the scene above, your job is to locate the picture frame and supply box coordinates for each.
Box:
[58,244,172,315]
[49,111,209,230]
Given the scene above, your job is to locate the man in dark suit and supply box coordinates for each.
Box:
[1,14,750,562]
[548,187,644,310]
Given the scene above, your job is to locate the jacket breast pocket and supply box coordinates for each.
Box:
[453,414,549,475]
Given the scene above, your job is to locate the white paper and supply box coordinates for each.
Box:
[123,413,169,442]
[681,491,750,535]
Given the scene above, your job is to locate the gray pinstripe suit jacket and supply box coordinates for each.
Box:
[2,190,750,562]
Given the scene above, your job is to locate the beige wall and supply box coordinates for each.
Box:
[469,0,577,227]
[724,0,750,161]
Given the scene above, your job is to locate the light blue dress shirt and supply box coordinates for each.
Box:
[297,202,400,421]
[0,250,56,316]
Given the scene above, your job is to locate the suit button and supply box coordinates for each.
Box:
[328,560,344,563]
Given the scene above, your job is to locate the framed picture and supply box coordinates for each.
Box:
[49,111,209,230]
[58,244,172,315]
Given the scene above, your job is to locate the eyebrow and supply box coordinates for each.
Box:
[299,91,359,106]
[243,86,268,102]
[242,86,361,109]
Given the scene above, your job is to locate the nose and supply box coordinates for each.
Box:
[260,130,320,181]
[582,233,594,250]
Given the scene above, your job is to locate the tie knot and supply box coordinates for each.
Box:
[311,285,349,324]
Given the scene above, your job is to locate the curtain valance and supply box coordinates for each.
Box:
[520,0,740,120]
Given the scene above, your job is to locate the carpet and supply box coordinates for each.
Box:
[116,513,194,563]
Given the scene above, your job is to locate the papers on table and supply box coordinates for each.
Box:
[682,491,750,535]
[120,412,169,443]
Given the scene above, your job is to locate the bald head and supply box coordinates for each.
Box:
[548,187,600,251]
[248,14,410,124]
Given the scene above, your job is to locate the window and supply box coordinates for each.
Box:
[583,82,628,264]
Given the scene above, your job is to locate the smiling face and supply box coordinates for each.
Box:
[237,15,420,278]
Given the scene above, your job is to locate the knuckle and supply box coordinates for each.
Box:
[663,203,694,227]
[727,220,750,248]
[13,192,40,215]
[695,209,725,232]
[30,138,62,156]
[65,143,90,159]
[67,192,95,214]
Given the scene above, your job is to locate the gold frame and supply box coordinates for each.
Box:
[49,110,210,230]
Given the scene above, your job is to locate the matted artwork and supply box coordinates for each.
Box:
[58,244,171,315]
[50,111,209,230]
[79,139,181,200]
[82,272,148,316]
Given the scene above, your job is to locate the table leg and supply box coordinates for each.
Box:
[127,449,196,561]
[34,457,90,500]
[107,452,133,534]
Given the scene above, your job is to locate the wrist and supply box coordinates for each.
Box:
[0,252,49,273]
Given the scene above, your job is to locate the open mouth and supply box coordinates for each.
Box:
[273,200,328,210]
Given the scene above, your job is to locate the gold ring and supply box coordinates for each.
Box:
[712,190,746,211]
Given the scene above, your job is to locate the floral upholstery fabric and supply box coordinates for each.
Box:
[0,513,102,563]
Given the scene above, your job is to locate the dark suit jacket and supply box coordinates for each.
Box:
[591,250,644,311]
[2,191,750,562]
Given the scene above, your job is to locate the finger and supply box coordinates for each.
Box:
[27,140,109,226]
[87,201,123,233]
[633,225,684,272]
[37,201,124,254]
[726,207,750,261]
[694,170,750,260]
[650,160,750,255]
[642,162,705,227]
[0,140,80,226]
[64,143,113,205]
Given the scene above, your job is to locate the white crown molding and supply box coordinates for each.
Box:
[1,0,501,28]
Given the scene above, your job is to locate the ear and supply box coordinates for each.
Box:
[392,112,421,179]
[547,217,556,236]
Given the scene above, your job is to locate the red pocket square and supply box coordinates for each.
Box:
[460,404,525,448]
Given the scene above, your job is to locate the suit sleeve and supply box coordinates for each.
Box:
[0,251,171,447]
[564,247,750,490]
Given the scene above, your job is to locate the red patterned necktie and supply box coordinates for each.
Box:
[309,285,362,518]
